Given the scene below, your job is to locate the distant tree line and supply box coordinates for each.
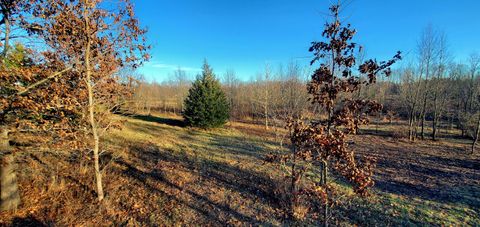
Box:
[128,25,480,152]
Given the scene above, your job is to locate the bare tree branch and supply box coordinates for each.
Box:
[16,66,73,96]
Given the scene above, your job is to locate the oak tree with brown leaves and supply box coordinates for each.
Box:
[29,0,150,201]
[0,0,86,211]
[0,0,149,206]
[266,2,401,225]
[0,45,82,211]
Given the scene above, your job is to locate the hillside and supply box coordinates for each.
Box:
[0,113,478,226]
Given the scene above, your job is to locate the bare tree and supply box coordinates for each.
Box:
[467,53,480,112]
[223,69,239,118]
[417,25,439,139]
[430,31,450,140]
[400,66,422,140]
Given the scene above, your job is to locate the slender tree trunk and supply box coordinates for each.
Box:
[264,102,268,130]
[0,128,20,211]
[251,103,255,123]
[432,93,438,140]
[290,146,297,219]
[86,52,104,202]
[462,95,468,138]
[84,5,104,201]
[408,107,416,141]
[449,115,453,131]
[321,160,328,227]
[2,13,10,59]
[413,114,418,141]
[468,77,475,112]
[420,94,427,140]
[472,114,480,154]
[408,112,413,140]
[264,85,269,130]
[420,62,431,140]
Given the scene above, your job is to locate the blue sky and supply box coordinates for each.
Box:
[133,0,480,82]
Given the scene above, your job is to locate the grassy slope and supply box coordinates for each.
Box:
[0,113,478,226]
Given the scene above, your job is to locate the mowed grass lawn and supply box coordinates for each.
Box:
[1,113,478,226]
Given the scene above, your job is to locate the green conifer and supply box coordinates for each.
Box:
[182,60,230,128]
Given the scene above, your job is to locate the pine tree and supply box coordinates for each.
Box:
[183,60,230,128]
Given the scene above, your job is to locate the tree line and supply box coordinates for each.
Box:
[130,35,480,150]
[1,0,479,224]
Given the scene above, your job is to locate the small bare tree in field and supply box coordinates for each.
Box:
[266,2,400,225]
[430,32,450,141]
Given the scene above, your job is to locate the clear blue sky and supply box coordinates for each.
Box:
[133,0,480,82]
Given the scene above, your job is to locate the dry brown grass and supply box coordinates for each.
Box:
[0,113,478,226]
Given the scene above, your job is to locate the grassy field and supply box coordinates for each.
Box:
[0,113,479,226]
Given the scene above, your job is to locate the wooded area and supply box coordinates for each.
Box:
[0,0,479,226]
[129,42,480,150]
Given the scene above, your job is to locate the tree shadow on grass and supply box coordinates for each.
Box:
[372,154,480,211]
[426,155,480,171]
[116,142,281,225]
[10,216,48,227]
[208,135,272,161]
[358,128,395,138]
[130,114,185,127]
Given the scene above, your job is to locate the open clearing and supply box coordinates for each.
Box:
[0,113,479,226]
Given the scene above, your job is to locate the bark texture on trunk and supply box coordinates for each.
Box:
[2,14,10,58]
[472,114,480,154]
[84,3,104,201]
[0,128,20,211]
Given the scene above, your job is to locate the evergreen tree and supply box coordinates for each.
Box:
[183,60,230,128]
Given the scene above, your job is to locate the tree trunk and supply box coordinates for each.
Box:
[408,108,416,141]
[432,93,438,141]
[84,6,104,201]
[420,63,430,140]
[413,114,418,141]
[420,95,427,140]
[86,59,104,202]
[2,14,10,58]
[321,160,328,227]
[264,88,269,130]
[0,128,20,211]
[408,114,413,140]
[290,146,297,219]
[264,104,268,130]
[449,115,453,131]
[472,114,480,154]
